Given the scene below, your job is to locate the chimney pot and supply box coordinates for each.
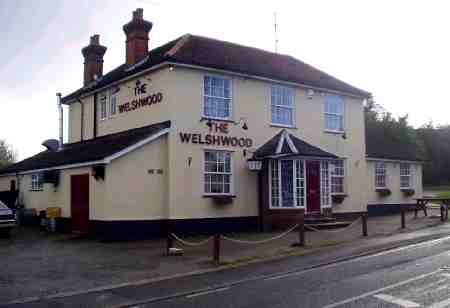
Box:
[123,8,152,66]
[90,34,100,45]
[82,34,107,86]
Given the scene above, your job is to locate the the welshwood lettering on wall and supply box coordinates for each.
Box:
[118,80,163,113]
[179,122,253,148]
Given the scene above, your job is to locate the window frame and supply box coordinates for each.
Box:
[320,161,331,207]
[269,159,306,209]
[99,95,108,121]
[400,163,412,188]
[203,150,233,196]
[375,161,387,188]
[202,75,233,121]
[109,91,117,118]
[331,159,345,195]
[270,85,295,128]
[30,173,43,192]
[324,95,345,133]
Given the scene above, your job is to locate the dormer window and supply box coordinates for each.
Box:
[203,76,232,120]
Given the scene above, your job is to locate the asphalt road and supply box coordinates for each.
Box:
[142,236,450,308]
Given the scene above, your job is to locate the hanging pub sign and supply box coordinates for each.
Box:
[179,122,253,148]
[118,80,163,113]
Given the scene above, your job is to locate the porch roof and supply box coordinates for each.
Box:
[254,130,338,159]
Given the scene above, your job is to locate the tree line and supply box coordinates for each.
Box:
[365,101,449,187]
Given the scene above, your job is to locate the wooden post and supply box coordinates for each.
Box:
[213,234,221,266]
[401,207,406,229]
[414,200,420,218]
[362,214,368,237]
[166,227,173,256]
[298,223,305,247]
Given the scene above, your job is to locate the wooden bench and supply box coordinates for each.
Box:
[414,198,450,221]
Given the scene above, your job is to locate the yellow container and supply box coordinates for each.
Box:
[46,207,61,219]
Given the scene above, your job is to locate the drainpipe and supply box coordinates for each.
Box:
[56,93,63,150]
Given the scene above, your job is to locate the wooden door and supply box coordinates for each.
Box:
[306,161,321,214]
[70,174,90,234]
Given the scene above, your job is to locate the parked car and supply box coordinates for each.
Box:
[0,200,16,238]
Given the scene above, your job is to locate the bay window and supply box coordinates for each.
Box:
[204,150,232,195]
[331,160,345,194]
[270,160,305,208]
[271,85,295,126]
[203,76,232,119]
[320,161,331,207]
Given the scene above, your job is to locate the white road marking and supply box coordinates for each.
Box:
[321,269,441,308]
[186,287,230,298]
[265,236,450,282]
[429,298,450,308]
[373,294,420,307]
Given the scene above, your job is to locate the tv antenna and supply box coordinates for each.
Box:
[274,12,279,53]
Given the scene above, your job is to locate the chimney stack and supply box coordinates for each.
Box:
[123,8,153,66]
[81,34,107,86]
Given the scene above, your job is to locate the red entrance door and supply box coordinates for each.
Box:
[70,174,90,234]
[306,161,321,214]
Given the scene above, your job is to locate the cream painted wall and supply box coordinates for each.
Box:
[165,67,368,218]
[9,168,105,219]
[366,161,423,204]
[69,103,82,143]
[68,68,172,143]
[103,135,168,220]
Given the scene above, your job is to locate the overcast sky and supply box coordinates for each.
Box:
[0,0,448,160]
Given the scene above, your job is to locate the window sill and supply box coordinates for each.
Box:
[270,123,297,129]
[324,130,345,135]
[203,194,236,198]
[201,116,234,123]
[376,188,391,196]
[269,206,304,210]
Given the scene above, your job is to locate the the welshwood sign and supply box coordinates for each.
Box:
[179,122,253,148]
[118,80,163,113]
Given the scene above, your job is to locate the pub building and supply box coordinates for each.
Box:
[0,9,423,238]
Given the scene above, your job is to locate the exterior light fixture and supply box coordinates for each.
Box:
[247,158,263,171]
[234,117,249,130]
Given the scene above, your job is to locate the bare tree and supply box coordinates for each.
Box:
[0,140,17,169]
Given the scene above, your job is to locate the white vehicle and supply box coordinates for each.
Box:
[0,200,16,238]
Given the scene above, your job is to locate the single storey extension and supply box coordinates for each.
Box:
[0,8,423,238]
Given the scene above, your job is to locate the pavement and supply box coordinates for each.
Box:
[0,210,449,307]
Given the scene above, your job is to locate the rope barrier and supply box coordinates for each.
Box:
[304,216,362,234]
[171,233,214,246]
[222,224,299,245]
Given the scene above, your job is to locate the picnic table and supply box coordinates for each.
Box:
[414,197,450,221]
